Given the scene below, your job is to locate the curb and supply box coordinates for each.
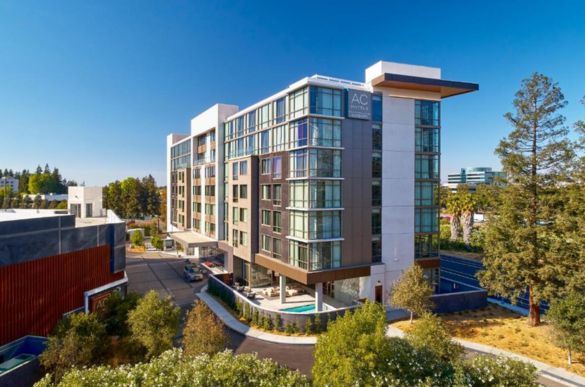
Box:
[387,326,585,387]
[197,287,317,345]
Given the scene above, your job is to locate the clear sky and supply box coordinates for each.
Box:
[1,0,584,186]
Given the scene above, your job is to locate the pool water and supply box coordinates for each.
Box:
[280,304,315,313]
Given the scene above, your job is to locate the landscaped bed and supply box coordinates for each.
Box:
[391,304,585,377]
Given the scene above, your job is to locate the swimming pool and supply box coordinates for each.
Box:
[280,304,315,313]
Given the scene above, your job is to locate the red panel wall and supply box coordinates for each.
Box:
[0,245,124,345]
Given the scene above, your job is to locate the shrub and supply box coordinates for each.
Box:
[39,312,109,382]
[130,230,144,246]
[38,349,309,387]
[284,321,294,335]
[262,315,272,331]
[151,235,163,250]
[405,313,464,362]
[305,317,313,335]
[455,355,538,387]
[314,314,321,333]
[274,314,282,331]
[251,309,259,326]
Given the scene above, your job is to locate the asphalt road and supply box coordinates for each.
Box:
[126,254,572,386]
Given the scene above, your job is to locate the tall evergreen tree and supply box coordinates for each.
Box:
[479,73,574,326]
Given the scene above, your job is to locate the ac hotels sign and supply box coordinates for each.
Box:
[347,89,371,120]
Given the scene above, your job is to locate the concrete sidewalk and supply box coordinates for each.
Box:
[387,326,585,387]
[197,288,317,345]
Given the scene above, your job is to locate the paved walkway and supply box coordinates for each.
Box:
[387,326,585,387]
[197,288,317,345]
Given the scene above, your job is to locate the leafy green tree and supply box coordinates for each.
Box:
[389,264,433,322]
[479,73,574,326]
[95,291,140,337]
[36,349,309,387]
[546,291,585,365]
[130,230,144,246]
[121,177,142,219]
[183,300,228,356]
[39,313,109,382]
[127,290,180,359]
[313,302,392,386]
[142,174,161,217]
[405,312,464,362]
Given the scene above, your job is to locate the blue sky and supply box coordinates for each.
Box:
[1,0,584,186]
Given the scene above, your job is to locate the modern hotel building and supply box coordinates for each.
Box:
[166,61,477,308]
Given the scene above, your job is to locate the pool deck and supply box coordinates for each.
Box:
[246,286,347,311]
[197,286,318,345]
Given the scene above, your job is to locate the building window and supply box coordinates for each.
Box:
[372,237,382,263]
[239,160,248,176]
[248,111,256,133]
[415,154,439,180]
[310,87,342,117]
[232,207,238,224]
[415,208,439,233]
[239,208,247,223]
[261,158,272,175]
[289,87,308,119]
[290,118,308,147]
[240,231,248,247]
[260,131,270,154]
[290,150,307,178]
[273,184,282,206]
[205,222,215,236]
[261,185,272,200]
[233,229,239,247]
[372,180,382,206]
[309,118,342,147]
[416,127,440,153]
[239,185,247,199]
[372,209,381,235]
[415,234,439,258]
[272,156,282,179]
[309,149,341,177]
[372,94,383,122]
[275,97,286,124]
[309,241,341,270]
[289,240,308,270]
[232,185,238,202]
[205,166,215,178]
[193,168,201,179]
[290,180,341,208]
[372,152,382,178]
[232,162,239,180]
[205,204,215,216]
[415,100,440,127]
[290,210,341,240]
[273,211,282,233]
[261,234,272,252]
[415,181,438,206]
[261,210,271,226]
[259,104,271,130]
[205,185,215,197]
[372,124,382,151]
[272,238,282,259]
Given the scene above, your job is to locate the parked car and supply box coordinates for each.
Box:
[183,264,204,282]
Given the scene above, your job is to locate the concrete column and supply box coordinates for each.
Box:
[315,282,323,311]
[279,275,286,304]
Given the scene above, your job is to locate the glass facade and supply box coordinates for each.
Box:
[415,100,440,259]
[371,95,382,263]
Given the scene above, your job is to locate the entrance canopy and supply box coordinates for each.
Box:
[170,231,217,248]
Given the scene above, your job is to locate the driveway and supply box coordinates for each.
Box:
[126,254,206,308]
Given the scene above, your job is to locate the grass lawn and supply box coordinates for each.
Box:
[391,304,585,377]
